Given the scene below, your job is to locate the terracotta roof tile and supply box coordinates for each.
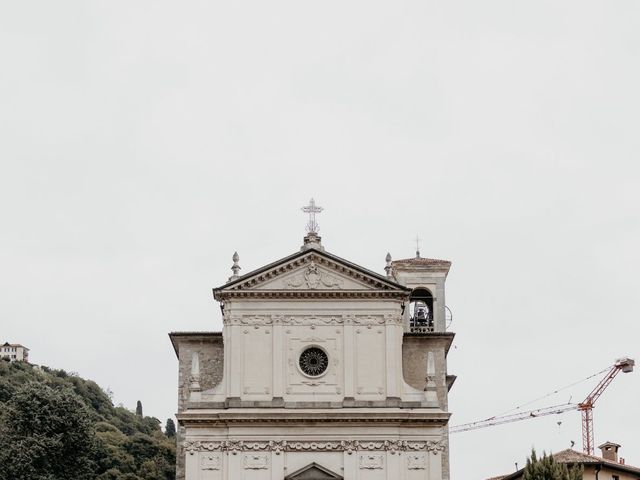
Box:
[552,449,640,473]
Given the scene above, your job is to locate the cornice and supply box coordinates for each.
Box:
[177,409,451,427]
[217,290,408,300]
[183,439,446,456]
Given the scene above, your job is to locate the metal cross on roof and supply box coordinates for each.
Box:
[415,235,421,258]
[301,198,323,233]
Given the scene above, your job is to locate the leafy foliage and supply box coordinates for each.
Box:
[0,361,175,480]
[523,449,583,480]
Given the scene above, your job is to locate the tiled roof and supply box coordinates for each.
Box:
[499,449,640,480]
[553,449,640,473]
[1,342,28,349]
[392,257,451,266]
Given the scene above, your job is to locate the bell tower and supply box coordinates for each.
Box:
[386,249,452,333]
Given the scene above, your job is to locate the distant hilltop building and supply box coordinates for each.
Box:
[0,342,29,362]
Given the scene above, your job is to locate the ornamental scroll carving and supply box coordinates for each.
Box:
[426,440,446,455]
[285,262,343,289]
[184,440,445,456]
[223,314,402,326]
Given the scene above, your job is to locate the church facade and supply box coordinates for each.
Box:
[170,215,455,480]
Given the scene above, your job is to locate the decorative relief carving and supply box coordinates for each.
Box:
[200,453,221,470]
[426,440,446,455]
[269,440,286,455]
[240,315,272,326]
[353,315,385,327]
[285,262,344,289]
[282,315,343,326]
[407,453,427,470]
[184,440,442,455]
[243,453,269,469]
[384,314,403,325]
[359,453,384,469]
[341,440,359,455]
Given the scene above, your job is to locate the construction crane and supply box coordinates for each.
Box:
[450,357,635,455]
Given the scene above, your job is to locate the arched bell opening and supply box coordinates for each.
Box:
[409,287,434,332]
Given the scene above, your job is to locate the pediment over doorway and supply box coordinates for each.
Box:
[285,462,343,480]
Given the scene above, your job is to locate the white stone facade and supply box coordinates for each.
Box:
[171,236,454,480]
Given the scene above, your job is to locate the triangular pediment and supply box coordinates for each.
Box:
[213,249,410,299]
[255,262,368,290]
[285,462,343,480]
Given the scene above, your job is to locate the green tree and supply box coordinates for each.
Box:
[523,449,583,480]
[164,418,176,438]
[135,400,143,417]
[0,382,97,480]
[0,362,175,480]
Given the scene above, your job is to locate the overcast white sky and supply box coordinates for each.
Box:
[1,1,639,478]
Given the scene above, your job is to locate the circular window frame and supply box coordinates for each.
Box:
[297,345,330,378]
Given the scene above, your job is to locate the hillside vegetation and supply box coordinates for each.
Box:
[0,360,175,480]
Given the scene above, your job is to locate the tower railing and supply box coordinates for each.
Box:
[409,312,434,333]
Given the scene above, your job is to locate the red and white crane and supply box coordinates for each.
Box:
[450,357,635,455]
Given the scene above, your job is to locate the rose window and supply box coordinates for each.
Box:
[299,347,328,377]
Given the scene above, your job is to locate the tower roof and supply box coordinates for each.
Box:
[392,257,451,267]
[391,256,452,275]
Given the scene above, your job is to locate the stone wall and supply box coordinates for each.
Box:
[402,333,455,480]
[170,332,224,480]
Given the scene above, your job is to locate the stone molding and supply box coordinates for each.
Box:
[219,290,407,300]
[224,314,402,327]
[184,440,445,456]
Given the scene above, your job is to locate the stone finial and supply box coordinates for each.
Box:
[384,253,393,278]
[229,251,241,281]
[424,351,439,407]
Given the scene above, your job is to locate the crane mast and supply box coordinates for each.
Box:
[578,357,635,454]
[450,357,634,454]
